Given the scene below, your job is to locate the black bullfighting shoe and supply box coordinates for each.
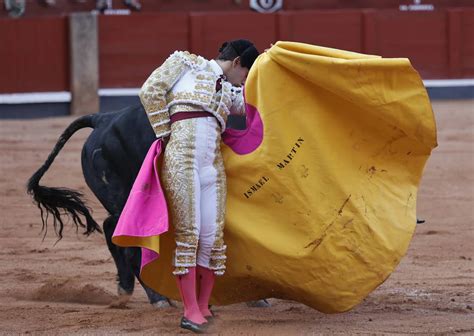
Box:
[180,317,207,334]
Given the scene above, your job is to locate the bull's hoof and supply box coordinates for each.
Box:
[117,284,133,296]
[246,299,271,308]
[109,289,132,309]
[152,298,177,308]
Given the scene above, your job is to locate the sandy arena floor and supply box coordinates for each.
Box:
[0,100,473,335]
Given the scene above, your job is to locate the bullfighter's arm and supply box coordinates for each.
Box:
[139,53,188,138]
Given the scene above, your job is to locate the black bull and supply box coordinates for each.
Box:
[27,104,167,304]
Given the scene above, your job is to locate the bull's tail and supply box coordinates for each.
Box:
[27,114,102,239]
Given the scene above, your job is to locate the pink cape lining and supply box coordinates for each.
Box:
[112,139,169,272]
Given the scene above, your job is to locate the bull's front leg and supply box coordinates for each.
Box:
[103,216,135,296]
[127,246,176,308]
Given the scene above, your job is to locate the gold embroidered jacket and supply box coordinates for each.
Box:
[139,51,246,138]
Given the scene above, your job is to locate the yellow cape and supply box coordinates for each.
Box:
[139,41,437,313]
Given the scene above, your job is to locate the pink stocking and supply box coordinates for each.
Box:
[197,265,215,317]
[175,267,207,324]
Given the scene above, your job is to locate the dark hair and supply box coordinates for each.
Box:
[217,39,259,69]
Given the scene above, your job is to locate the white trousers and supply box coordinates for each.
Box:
[162,116,227,276]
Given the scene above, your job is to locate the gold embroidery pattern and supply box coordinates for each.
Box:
[149,111,170,126]
[210,91,230,126]
[196,74,213,81]
[167,91,213,104]
[195,83,214,91]
[162,119,199,275]
[169,103,203,114]
[140,56,183,111]
[153,118,171,138]
[209,133,227,276]
[221,93,232,109]
[208,94,220,112]
[178,51,206,69]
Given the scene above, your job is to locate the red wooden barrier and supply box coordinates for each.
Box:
[98,13,189,88]
[448,10,474,78]
[0,16,69,93]
[364,10,449,78]
[1,9,474,93]
[279,10,364,52]
[457,9,474,78]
